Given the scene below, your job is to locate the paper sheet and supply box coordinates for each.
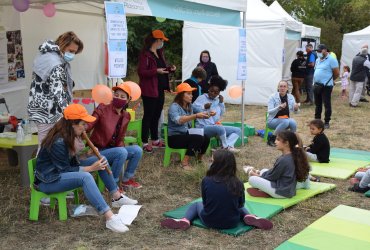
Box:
[118,205,142,225]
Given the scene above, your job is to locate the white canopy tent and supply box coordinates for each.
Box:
[268,1,302,82]
[341,25,370,70]
[0,0,246,118]
[183,0,286,105]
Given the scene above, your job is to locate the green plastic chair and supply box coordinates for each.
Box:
[124,119,142,147]
[263,112,275,142]
[28,159,79,221]
[163,124,186,167]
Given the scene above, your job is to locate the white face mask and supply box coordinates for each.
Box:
[157,41,164,50]
[317,52,323,58]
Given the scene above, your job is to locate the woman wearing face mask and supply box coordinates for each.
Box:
[197,50,219,94]
[290,51,306,103]
[138,30,176,153]
[86,83,143,189]
[28,31,84,151]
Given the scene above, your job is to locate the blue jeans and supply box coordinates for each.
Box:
[304,74,314,102]
[203,125,241,148]
[38,171,111,215]
[121,145,142,182]
[184,201,249,224]
[268,118,297,134]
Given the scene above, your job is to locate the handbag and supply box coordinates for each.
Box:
[314,75,333,92]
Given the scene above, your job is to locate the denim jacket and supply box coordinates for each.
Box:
[193,94,225,127]
[267,92,297,123]
[35,137,83,183]
[168,102,201,136]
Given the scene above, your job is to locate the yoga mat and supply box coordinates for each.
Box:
[276,205,370,250]
[330,148,370,162]
[244,182,336,208]
[163,198,283,236]
[310,158,370,179]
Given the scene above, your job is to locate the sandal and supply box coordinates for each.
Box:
[180,162,193,171]
[247,188,271,198]
[310,176,320,182]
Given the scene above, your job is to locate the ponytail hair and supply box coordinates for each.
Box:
[276,131,310,182]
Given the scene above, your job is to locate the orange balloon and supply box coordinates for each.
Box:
[228,85,243,99]
[124,81,141,101]
[91,84,113,104]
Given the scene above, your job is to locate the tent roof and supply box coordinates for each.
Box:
[268,1,301,32]
[343,25,370,39]
[246,0,284,24]
[302,24,321,38]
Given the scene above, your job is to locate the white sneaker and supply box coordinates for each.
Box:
[112,194,138,207]
[106,214,129,233]
[66,191,74,199]
[40,197,50,206]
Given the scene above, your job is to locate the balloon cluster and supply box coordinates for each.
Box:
[12,0,56,17]
[91,82,142,104]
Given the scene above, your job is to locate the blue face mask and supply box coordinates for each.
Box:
[63,52,75,62]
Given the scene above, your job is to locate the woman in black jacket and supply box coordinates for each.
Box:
[290,51,306,103]
[197,50,218,94]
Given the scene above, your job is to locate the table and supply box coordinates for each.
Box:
[0,133,38,187]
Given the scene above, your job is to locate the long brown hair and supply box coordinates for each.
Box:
[55,31,84,54]
[41,118,81,153]
[173,92,191,112]
[276,131,310,182]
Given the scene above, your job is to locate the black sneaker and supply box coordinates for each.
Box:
[348,183,370,193]
[359,98,369,102]
[324,123,330,129]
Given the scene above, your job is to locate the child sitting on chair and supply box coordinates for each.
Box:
[305,119,330,163]
[245,131,310,198]
[160,149,273,230]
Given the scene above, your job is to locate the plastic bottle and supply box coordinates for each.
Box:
[23,119,32,141]
[16,122,25,144]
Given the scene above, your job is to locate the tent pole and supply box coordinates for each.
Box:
[241,10,246,146]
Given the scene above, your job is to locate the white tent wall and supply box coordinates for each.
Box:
[341,25,370,71]
[283,39,300,81]
[0,5,106,118]
[183,19,285,105]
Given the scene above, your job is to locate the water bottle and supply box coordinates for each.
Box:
[16,122,24,144]
[23,119,32,141]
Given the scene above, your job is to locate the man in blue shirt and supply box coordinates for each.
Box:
[313,44,339,129]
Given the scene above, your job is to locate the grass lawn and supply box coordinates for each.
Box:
[1,85,369,249]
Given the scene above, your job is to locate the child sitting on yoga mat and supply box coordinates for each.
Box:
[305,119,330,163]
[348,167,370,193]
[160,149,273,230]
[246,131,310,198]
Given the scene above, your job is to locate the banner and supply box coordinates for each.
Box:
[237,28,247,80]
[105,1,127,78]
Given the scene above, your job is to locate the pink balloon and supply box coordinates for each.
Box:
[43,3,56,17]
[92,85,113,104]
[12,0,30,12]
[228,85,243,99]
[124,81,141,101]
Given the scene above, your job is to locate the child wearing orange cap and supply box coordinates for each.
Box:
[34,104,137,232]
[86,83,143,189]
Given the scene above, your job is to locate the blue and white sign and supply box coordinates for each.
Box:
[237,29,247,80]
[108,41,127,78]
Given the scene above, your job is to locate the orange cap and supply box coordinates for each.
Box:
[64,104,96,122]
[112,83,131,98]
[176,82,197,93]
[152,30,169,41]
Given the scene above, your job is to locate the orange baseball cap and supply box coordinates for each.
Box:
[152,30,169,41]
[112,83,131,98]
[176,82,197,93]
[64,104,96,122]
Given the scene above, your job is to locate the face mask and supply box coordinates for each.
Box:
[317,52,323,58]
[202,56,209,63]
[112,97,127,108]
[63,52,75,62]
[157,41,164,50]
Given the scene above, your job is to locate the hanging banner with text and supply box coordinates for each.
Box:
[105,1,127,78]
[237,28,247,80]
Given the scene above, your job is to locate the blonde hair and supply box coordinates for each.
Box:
[55,31,83,54]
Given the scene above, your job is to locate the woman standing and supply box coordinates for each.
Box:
[34,104,137,232]
[197,50,219,94]
[138,30,176,153]
[28,31,84,151]
[167,83,211,170]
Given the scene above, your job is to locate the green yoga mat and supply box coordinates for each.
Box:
[330,148,370,162]
[163,198,283,236]
[244,182,336,208]
[276,205,370,250]
[310,157,370,180]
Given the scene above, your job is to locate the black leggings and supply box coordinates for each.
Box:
[168,134,210,156]
[141,93,165,143]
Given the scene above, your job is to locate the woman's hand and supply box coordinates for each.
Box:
[157,68,169,74]
[294,103,300,111]
[196,112,210,119]
[204,103,211,109]
[279,102,287,109]
[209,111,216,117]
[170,65,176,71]
[249,170,260,177]
[90,157,108,172]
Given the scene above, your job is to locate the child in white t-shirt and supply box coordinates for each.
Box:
[340,66,350,98]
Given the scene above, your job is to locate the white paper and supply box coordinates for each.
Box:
[118,205,142,225]
[188,128,204,136]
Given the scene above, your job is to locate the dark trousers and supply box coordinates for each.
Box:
[314,85,333,123]
[141,93,165,143]
[304,74,314,102]
[168,134,210,156]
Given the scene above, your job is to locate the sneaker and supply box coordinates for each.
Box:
[122,179,142,189]
[66,191,75,199]
[348,183,370,193]
[40,197,51,206]
[243,214,273,230]
[152,140,165,148]
[324,123,330,129]
[106,214,129,233]
[225,146,240,154]
[160,218,190,230]
[143,144,153,153]
[360,98,369,102]
[112,194,138,207]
